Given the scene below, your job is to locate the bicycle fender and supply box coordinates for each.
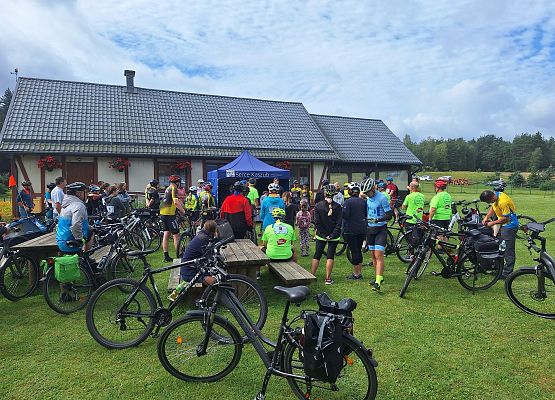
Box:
[346,334,378,368]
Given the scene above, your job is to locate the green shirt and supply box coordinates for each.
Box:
[430,191,452,220]
[382,191,391,202]
[247,186,259,205]
[262,221,297,260]
[402,192,425,224]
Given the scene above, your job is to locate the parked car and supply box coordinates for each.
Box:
[438,175,453,183]
[419,175,432,181]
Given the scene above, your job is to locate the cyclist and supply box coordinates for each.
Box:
[198,183,216,210]
[362,177,393,291]
[86,184,103,216]
[300,182,312,205]
[104,186,126,220]
[184,186,198,211]
[145,179,161,211]
[333,182,345,206]
[220,181,253,239]
[160,175,186,262]
[480,189,518,279]
[247,178,260,208]
[311,184,343,285]
[56,182,92,254]
[343,182,367,280]
[196,179,205,198]
[376,180,390,201]
[385,177,399,220]
[44,182,56,222]
[272,177,284,195]
[314,178,330,204]
[402,181,425,247]
[343,182,350,200]
[290,180,302,205]
[429,179,452,231]
[17,181,34,218]
[261,207,297,262]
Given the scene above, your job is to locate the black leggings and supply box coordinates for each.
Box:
[313,239,339,260]
[344,233,366,265]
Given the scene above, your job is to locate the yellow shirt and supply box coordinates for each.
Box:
[160,185,178,216]
[491,192,518,228]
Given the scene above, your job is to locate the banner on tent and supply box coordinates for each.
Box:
[226,170,271,179]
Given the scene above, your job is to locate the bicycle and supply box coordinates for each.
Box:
[85,241,267,349]
[505,218,555,319]
[399,218,503,298]
[157,238,378,400]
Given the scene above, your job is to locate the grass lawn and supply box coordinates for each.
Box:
[1,190,555,399]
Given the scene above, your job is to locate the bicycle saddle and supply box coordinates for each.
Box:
[126,248,157,257]
[527,222,544,233]
[274,286,310,303]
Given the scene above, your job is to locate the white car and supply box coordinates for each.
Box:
[419,175,432,181]
[438,175,453,183]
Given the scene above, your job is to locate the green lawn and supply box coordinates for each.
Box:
[1,189,555,399]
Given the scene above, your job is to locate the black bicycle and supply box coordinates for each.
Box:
[157,238,378,399]
[505,218,555,319]
[85,243,267,349]
[0,234,39,301]
[400,218,503,298]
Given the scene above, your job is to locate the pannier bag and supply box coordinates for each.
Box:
[2,217,47,245]
[41,254,81,283]
[303,313,344,383]
[215,219,235,243]
[474,234,501,258]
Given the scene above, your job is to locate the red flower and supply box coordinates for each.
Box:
[109,157,131,170]
[37,155,62,170]
[172,160,191,171]
[276,160,291,170]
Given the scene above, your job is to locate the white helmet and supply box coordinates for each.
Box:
[268,183,280,193]
[347,182,361,193]
[189,186,198,192]
[197,179,205,184]
[360,178,375,193]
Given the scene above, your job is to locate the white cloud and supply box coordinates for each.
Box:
[0,0,553,141]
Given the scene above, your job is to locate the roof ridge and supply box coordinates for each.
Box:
[18,76,304,106]
[311,113,383,123]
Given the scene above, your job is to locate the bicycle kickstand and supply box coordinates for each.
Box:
[254,371,272,400]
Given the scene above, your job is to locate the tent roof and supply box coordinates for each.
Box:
[208,150,289,179]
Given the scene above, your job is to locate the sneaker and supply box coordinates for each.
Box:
[369,280,382,291]
[324,279,334,285]
[256,271,261,280]
[164,254,173,262]
[346,274,363,280]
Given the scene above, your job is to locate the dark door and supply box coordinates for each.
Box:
[66,162,95,185]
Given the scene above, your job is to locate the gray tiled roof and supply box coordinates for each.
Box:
[0,78,336,160]
[311,114,422,165]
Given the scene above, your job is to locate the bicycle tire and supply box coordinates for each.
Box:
[395,230,414,263]
[505,268,555,319]
[457,254,501,291]
[123,231,146,251]
[42,263,94,314]
[283,333,378,400]
[200,274,268,340]
[142,227,161,252]
[177,230,192,257]
[335,240,347,256]
[157,313,243,382]
[86,278,158,349]
[400,255,422,298]
[384,229,395,256]
[110,252,144,281]
[414,248,432,280]
[0,253,39,301]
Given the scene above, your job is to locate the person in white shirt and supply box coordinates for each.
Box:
[50,176,66,219]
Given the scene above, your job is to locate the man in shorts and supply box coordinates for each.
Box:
[362,177,393,291]
[160,175,186,262]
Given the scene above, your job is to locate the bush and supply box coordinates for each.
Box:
[539,180,555,191]
[483,172,501,183]
[508,171,526,186]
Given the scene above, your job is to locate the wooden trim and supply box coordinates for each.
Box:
[10,157,17,218]
[124,166,129,188]
[202,159,206,180]
[153,158,159,180]
[93,157,98,183]
[14,156,35,197]
[318,163,328,191]
[61,155,66,179]
[310,162,314,193]
[40,167,45,212]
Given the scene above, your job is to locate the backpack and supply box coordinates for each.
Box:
[297,212,311,229]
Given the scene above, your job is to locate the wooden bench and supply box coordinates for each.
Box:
[268,260,316,286]
[167,259,203,305]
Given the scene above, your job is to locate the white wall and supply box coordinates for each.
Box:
[191,159,203,183]
[128,158,154,192]
[312,162,326,191]
[97,157,126,185]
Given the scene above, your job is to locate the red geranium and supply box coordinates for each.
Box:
[108,157,131,172]
[37,155,62,171]
[172,160,191,172]
[276,160,291,170]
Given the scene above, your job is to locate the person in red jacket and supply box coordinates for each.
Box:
[220,181,253,239]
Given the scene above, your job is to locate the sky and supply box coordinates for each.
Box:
[1,0,554,142]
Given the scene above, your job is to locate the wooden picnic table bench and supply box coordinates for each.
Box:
[268,260,316,286]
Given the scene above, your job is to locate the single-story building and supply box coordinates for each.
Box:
[0,70,421,215]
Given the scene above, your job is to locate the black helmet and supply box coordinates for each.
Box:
[46,182,56,190]
[321,179,330,186]
[323,184,338,197]
[150,179,159,186]
[67,182,87,194]
[248,178,256,184]
[233,181,244,192]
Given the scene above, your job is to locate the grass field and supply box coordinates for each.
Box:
[1,188,555,399]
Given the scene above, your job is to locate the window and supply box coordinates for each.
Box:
[157,162,190,188]
[330,173,349,186]
[378,170,408,186]
[290,163,311,186]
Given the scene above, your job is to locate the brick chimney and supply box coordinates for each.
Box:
[124,70,136,93]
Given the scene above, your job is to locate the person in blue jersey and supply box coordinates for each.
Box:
[361,177,393,292]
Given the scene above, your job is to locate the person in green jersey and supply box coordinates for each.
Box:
[429,179,452,230]
[402,181,425,247]
[377,180,390,201]
[261,207,297,261]
[247,178,260,208]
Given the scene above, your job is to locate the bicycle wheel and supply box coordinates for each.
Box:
[414,248,432,280]
[335,240,347,256]
[43,263,94,314]
[86,278,157,349]
[505,268,555,319]
[0,253,39,301]
[157,313,243,382]
[142,227,161,252]
[110,252,144,281]
[396,231,414,263]
[201,274,268,339]
[177,231,192,257]
[516,215,536,240]
[384,229,395,256]
[400,255,422,298]
[122,231,146,251]
[457,255,501,291]
[283,334,378,400]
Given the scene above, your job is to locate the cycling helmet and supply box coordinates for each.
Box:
[46,182,56,190]
[323,184,338,197]
[197,179,205,184]
[248,178,256,184]
[66,182,87,194]
[268,183,280,193]
[348,182,361,193]
[386,177,393,182]
[233,181,244,192]
[88,184,100,192]
[271,207,286,219]
[344,182,349,187]
[293,179,299,185]
[360,178,376,193]
[169,175,181,183]
[321,178,330,186]
[22,180,31,187]
[377,180,387,189]
[189,185,198,192]
[434,179,447,189]
[149,179,159,186]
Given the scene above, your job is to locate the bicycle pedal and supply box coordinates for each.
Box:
[430,271,440,276]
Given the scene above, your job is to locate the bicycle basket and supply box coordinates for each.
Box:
[53,254,80,283]
[215,219,235,243]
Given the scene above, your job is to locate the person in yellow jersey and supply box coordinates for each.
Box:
[160,175,186,262]
[480,189,518,279]
[343,182,350,200]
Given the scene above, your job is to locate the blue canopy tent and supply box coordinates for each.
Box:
[207,150,290,205]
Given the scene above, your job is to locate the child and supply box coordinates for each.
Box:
[295,200,311,257]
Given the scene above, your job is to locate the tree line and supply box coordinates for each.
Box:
[403,132,555,172]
